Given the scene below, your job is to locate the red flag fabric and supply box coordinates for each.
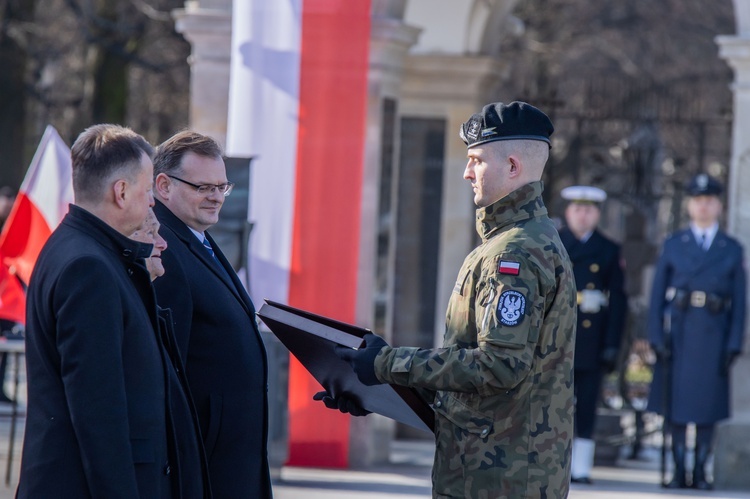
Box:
[284,1,371,468]
[0,125,73,286]
[0,259,25,324]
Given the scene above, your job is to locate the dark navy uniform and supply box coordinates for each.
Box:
[647,173,746,490]
[647,227,745,423]
[560,228,627,439]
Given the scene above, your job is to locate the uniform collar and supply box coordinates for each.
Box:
[188,226,206,243]
[476,181,548,242]
[578,230,594,243]
[64,204,153,262]
[690,222,718,244]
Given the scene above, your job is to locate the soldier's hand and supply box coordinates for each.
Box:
[600,347,618,374]
[335,332,388,386]
[313,391,371,417]
[651,343,670,362]
[722,350,740,376]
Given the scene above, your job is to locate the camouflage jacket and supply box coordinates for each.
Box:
[374,181,576,498]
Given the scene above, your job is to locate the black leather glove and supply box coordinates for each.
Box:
[651,343,670,362]
[335,332,388,386]
[600,347,618,374]
[313,391,371,417]
[722,350,740,376]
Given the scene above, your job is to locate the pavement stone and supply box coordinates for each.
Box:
[272,440,750,499]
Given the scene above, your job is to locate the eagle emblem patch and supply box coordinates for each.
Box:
[498,290,526,327]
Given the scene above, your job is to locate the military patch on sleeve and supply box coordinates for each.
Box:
[498,260,521,275]
[497,290,526,326]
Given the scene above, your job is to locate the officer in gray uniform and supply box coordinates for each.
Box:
[648,173,746,490]
[559,185,627,484]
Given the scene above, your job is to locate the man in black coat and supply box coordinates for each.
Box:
[559,185,627,484]
[648,174,746,490]
[18,124,206,498]
[152,130,271,498]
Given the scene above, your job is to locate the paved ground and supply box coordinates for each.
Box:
[270,440,750,498]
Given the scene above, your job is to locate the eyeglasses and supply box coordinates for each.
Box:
[167,175,234,196]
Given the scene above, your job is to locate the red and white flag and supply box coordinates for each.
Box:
[498,260,521,276]
[227,0,371,468]
[0,125,73,287]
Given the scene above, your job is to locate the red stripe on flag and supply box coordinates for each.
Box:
[0,192,54,285]
[498,260,520,276]
[0,262,25,324]
[286,0,371,468]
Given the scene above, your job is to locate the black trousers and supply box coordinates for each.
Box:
[574,369,603,439]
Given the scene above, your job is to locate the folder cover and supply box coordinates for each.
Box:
[257,300,435,433]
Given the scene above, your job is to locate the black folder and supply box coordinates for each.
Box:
[257,300,435,433]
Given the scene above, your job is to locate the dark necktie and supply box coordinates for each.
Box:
[700,233,707,251]
[202,236,233,282]
[202,237,216,259]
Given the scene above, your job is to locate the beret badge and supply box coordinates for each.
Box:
[459,101,554,149]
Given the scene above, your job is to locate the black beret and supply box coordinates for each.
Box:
[459,101,554,149]
[685,173,722,197]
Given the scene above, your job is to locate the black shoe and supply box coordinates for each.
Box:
[571,476,593,485]
[664,442,688,489]
[692,444,712,490]
[692,479,712,490]
[664,476,688,489]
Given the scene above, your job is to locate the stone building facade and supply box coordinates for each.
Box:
[174,0,750,487]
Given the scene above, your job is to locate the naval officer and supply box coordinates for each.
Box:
[559,185,627,484]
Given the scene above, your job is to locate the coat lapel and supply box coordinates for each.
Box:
[679,228,728,276]
[561,228,601,261]
[204,232,254,313]
[155,200,251,314]
[699,230,731,268]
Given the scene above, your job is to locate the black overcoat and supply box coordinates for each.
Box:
[559,228,627,371]
[158,307,213,498]
[18,205,196,498]
[153,200,271,499]
[647,228,746,424]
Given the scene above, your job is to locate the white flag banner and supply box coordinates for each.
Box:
[227,0,302,307]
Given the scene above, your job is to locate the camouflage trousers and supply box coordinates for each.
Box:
[431,412,570,499]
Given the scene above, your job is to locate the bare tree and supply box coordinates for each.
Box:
[496,0,734,228]
[0,0,36,188]
[0,0,190,186]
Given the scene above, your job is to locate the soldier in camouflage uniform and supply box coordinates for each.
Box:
[324,102,577,498]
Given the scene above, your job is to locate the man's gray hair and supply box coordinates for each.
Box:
[71,124,153,204]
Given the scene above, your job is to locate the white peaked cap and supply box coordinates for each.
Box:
[560,185,607,203]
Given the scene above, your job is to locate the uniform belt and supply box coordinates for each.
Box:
[665,287,731,313]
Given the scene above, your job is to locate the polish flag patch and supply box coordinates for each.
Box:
[498,260,521,275]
